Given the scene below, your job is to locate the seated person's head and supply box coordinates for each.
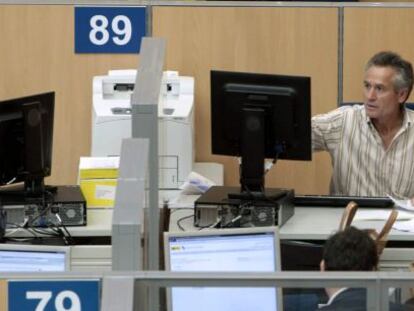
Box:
[321,226,379,272]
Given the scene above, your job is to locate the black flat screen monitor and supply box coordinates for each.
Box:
[211,70,311,194]
[0,92,54,195]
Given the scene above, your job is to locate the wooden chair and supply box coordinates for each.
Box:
[372,209,398,255]
[339,201,398,255]
[338,201,359,231]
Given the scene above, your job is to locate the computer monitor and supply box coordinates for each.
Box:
[0,92,55,195]
[211,70,311,194]
[164,227,282,311]
[0,243,70,272]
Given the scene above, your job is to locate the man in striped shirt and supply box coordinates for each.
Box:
[312,51,414,201]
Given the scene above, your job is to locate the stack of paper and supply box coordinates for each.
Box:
[78,157,120,208]
[385,195,414,232]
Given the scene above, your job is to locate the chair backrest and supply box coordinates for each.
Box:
[338,201,358,231]
[339,201,398,255]
[372,209,398,255]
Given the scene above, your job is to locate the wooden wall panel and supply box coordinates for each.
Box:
[0,5,339,194]
[153,6,337,194]
[344,8,414,102]
[0,5,139,185]
[0,279,5,311]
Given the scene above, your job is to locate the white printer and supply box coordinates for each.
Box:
[91,70,195,189]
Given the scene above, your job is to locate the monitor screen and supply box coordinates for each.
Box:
[0,92,54,195]
[0,244,70,272]
[211,70,311,192]
[164,227,282,311]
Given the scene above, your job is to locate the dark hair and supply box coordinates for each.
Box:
[323,226,378,271]
[365,51,414,102]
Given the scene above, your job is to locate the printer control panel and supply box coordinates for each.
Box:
[111,107,132,115]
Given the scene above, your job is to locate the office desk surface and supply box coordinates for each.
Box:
[279,207,414,241]
[68,208,112,237]
[169,207,414,241]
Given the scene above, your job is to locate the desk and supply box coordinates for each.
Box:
[69,209,112,237]
[280,208,414,271]
[169,206,414,239]
[169,207,414,271]
[280,207,414,241]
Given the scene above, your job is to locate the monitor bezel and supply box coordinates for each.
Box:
[0,243,70,272]
[164,226,283,311]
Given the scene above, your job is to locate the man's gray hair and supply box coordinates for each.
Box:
[365,51,414,102]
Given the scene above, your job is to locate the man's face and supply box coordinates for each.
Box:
[363,66,407,121]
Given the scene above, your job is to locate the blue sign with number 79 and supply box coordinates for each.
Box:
[75,6,146,53]
[9,280,100,311]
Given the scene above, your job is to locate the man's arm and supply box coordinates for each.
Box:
[312,107,346,152]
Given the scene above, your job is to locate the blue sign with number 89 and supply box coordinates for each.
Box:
[75,6,146,53]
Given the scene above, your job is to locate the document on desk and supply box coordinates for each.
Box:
[180,171,215,194]
[393,219,414,232]
[354,209,414,221]
[168,194,199,208]
[387,194,414,211]
[354,205,414,232]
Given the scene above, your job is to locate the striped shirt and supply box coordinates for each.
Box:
[312,105,414,198]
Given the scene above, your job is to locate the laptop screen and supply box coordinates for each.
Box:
[0,244,70,272]
[164,227,281,311]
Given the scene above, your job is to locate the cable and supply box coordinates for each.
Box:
[15,190,67,242]
[197,217,221,230]
[22,188,57,229]
[222,215,242,228]
[221,201,253,228]
[60,225,75,245]
[176,214,194,231]
[31,227,60,237]
[5,221,38,238]
[53,213,75,245]
[5,177,16,185]
[26,202,53,228]
[5,237,38,243]
[265,151,280,174]
[264,158,278,174]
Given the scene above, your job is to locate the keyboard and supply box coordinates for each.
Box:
[294,195,393,208]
